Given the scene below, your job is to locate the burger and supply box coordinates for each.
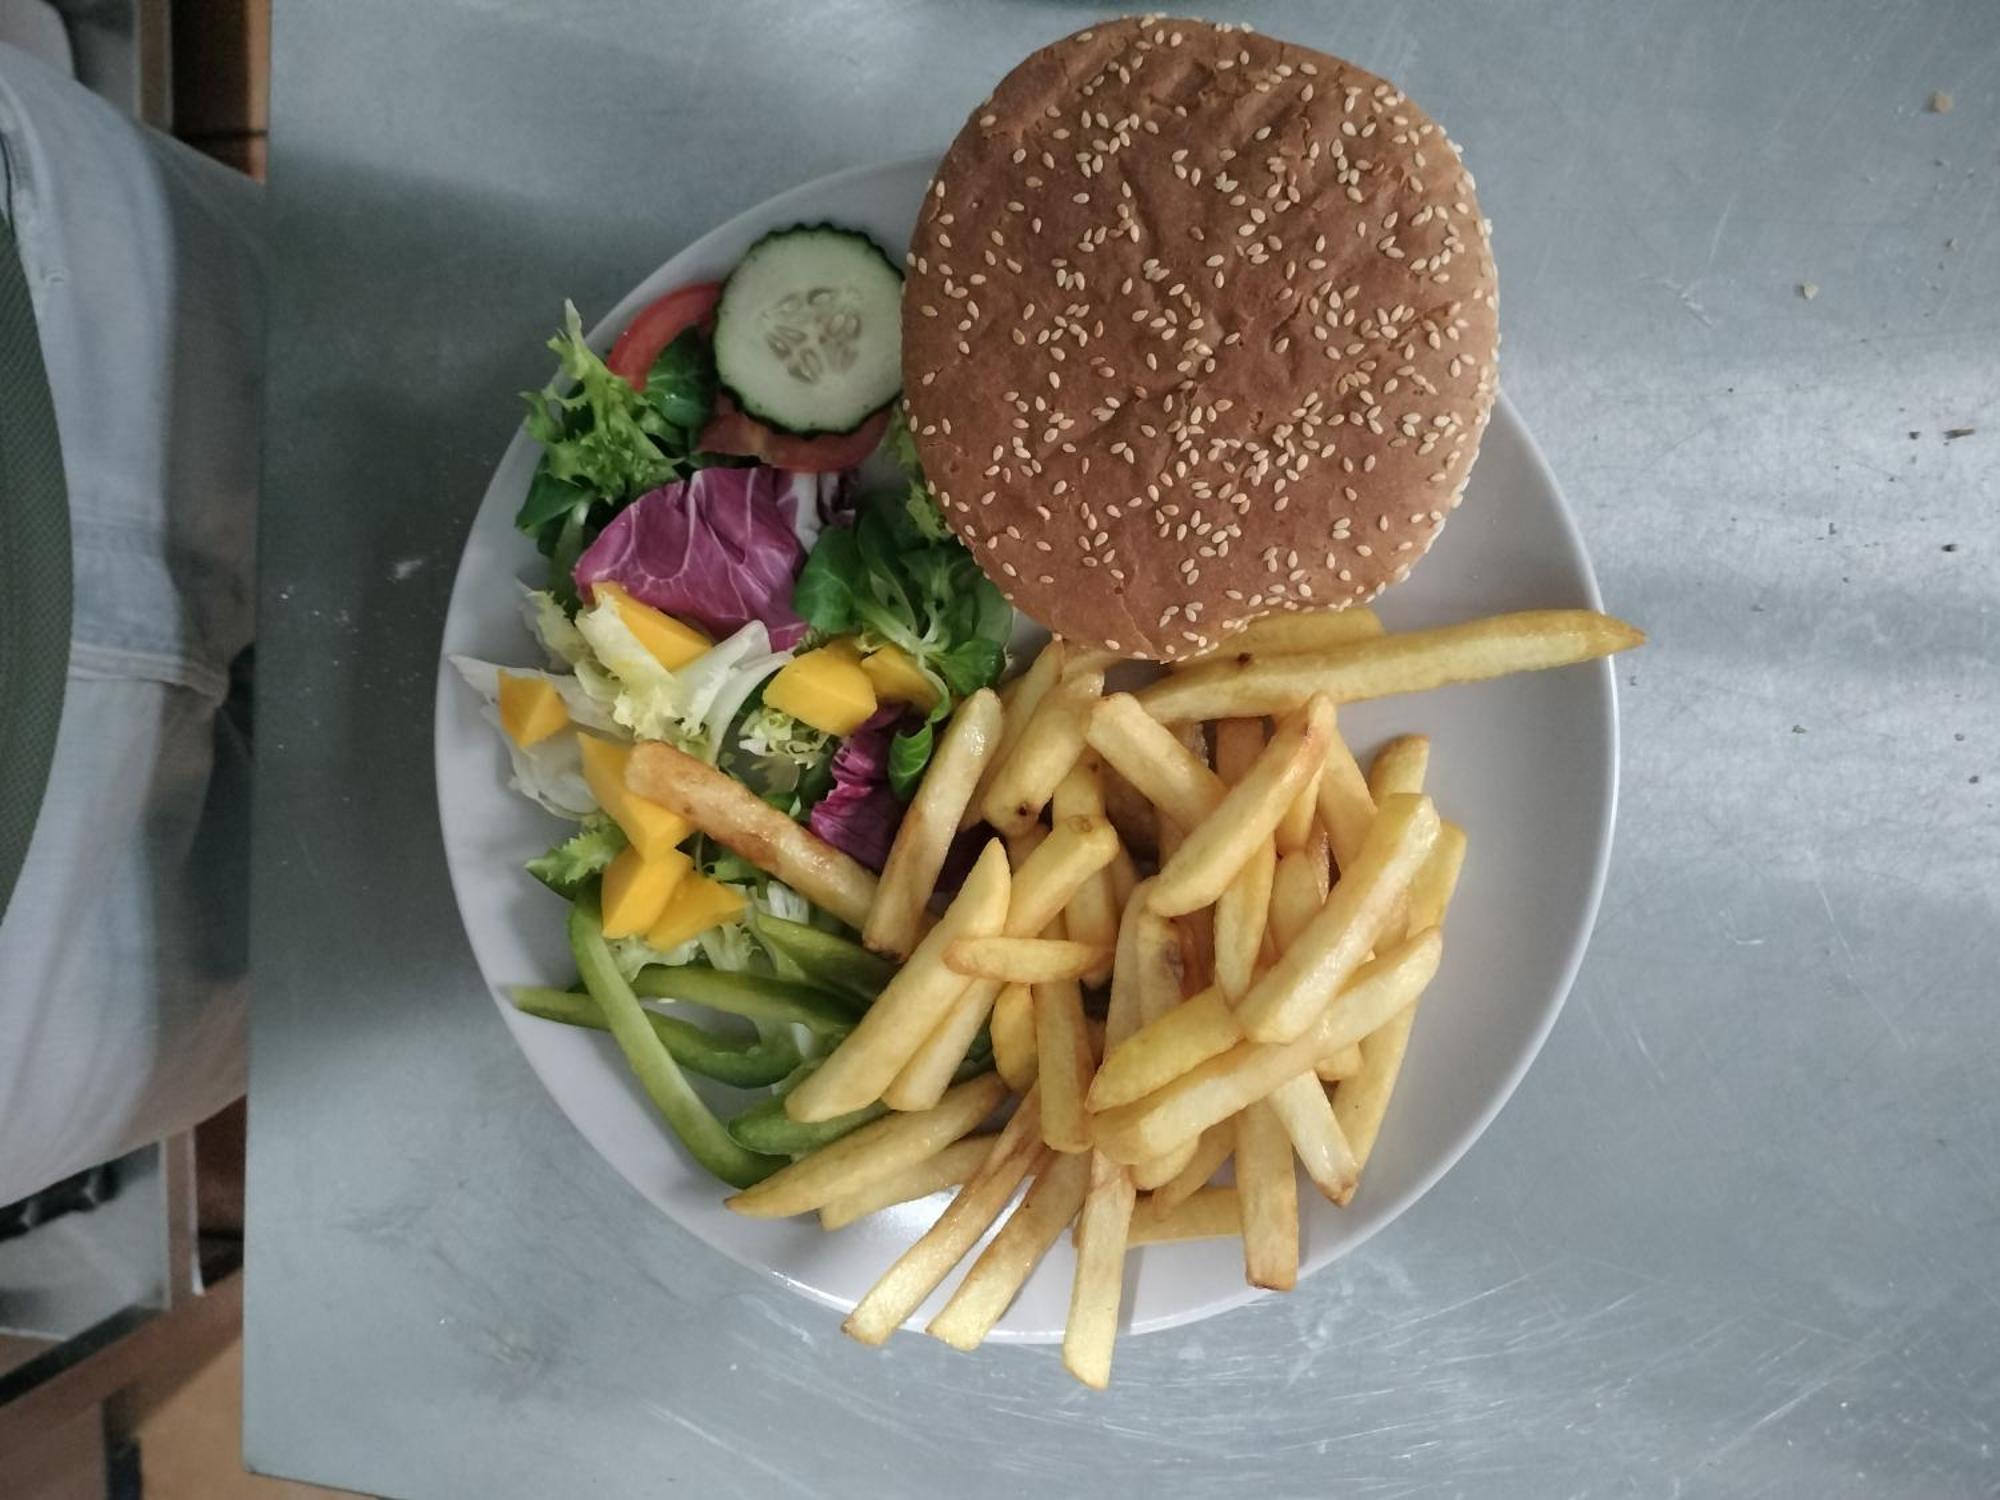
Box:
[902,16,1499,660]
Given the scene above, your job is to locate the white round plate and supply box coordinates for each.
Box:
[435,156,1618,1343]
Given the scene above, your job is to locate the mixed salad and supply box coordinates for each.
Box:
[453,225,1011,1186]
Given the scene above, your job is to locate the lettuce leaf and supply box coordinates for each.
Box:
[525,815,627,898]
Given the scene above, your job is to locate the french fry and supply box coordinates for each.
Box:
[1264,1072,1358,1202]
[628,741,877,928]
[1052,761,1119,984]
[1367,734,1431,805]
[727,1074,1007,1218]
[1213,842,1276,1001]
[884,818,1117,1108]
[1090,932,1442,1164]
[946,936,1111,984]
[1062,644,1124,678]
[1314,723,1377,874]
[1334,823,1467,1190]
[865,688,1003,958]
[926,1151,1091,1350]
[1063,1153,1136,1389]
[1236,795,1438,1044]
[1034,978,1096,1153]
[963,640,1065,830]
[1130,902,1188,1026]
[1149,697,1335,917]
[1087,987,1242,1111]
[1274,762,1323,854]
[818,1134,997,1230]
[1083,695,1226,832]
[1105,882,1154,1052]
[843,1094,1048,1345]
[1138,609,1647,721]
[1315,1043,1364,1082]
[990,983,1038,1092]
[1269,848,1327,950]
[788,843,1010,1121]
[1235,1100,1298,1291]
[1149,1118,1236,1212]
[1129,1134,1201,1192]
[1128,1186,1241,1245]
[1176,605,1385,667]
[979,665,1104,836]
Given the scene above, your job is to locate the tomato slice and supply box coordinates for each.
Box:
[606,282,723,388]
[699,396,892,473]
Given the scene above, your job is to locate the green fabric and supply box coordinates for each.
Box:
[0,210,71,917]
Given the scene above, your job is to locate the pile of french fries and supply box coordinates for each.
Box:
[628,605,1643,1388]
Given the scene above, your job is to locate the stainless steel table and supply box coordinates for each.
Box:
[246,3,2000,1495]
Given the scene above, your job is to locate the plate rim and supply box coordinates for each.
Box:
[431,154,1619,1343]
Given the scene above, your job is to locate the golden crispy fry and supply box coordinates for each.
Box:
[1090,932,1442,1164]
[1236,794,1438,1044]
[1235,1100,1298,1291]
[979,666,1104,836]
[1268,848,1327,950]
[1274,762,1323,854]
[1213,838,1276,1002]
[843,1094,1047,1345]
[727,1074,1007,1218]
[1138,609,1647,721]
[1063,1153,1136,1389]
[1314,1042,1364,1083]
[1333,823,1467,1192]
[1107,841,1141,918]
[628,741,877,928]
[1052,761,1119,984]
[884,818,1117,1108]
[1128,1186,1241,1245]
[1314,722,1377,874]
[989,983,1038,1093]
[1130,902,1187,1026]
[1105,882,1154,1052]
[1149,1118,1237,1212]
[1087,987,1243,1111]
[1061,644,1124,678]
[818,1134,997,1231]
[926,1151,1091,1350]
[963,640,1065,830]
[1176,606,1385,668]
[1367,733,1431,805]
[1149,698,1335,917]
[946,935,1111,984]
[1083,695,1227,832]
[1128,1133,1201,1192]
[1034,978,1097,1153]
[865,688,1003,958]
[1264,1072,1358,1202]
[788,842,1009,1121]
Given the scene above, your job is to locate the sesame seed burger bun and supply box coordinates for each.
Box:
[902,17,1499,660]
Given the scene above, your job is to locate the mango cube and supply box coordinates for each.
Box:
[593,582,711,670]
[601,846,693,938]
[764,648,878,736]
[645,874,747,951]
[576,734,690,859]
[860,644,939,712]
[497,671,570,747]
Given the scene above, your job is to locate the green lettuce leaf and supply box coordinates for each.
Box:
[525,814,627,898]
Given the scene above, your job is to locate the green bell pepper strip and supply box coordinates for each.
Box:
[629,965,855,1037]
[510,986,801,1089]
[748,915,894,1008]
[568,896,782,1188]
[725,1051,999,1157]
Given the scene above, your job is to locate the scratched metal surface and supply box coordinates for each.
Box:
[245,2,2000,1495]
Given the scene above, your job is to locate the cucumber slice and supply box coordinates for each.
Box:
[713,224,903,436]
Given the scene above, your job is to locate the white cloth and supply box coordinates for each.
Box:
[0,45,262,1204]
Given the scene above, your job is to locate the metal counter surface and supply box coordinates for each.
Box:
[247,3,2000,1495]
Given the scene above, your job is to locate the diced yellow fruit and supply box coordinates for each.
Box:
[601,846,693,938]
[823,636,864,664]
[860,644,939,712]
[645,874,747,951]
[497,671,570,748]
[764,648,878,736]
[593,582,711,670]
[576,734,691,859]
